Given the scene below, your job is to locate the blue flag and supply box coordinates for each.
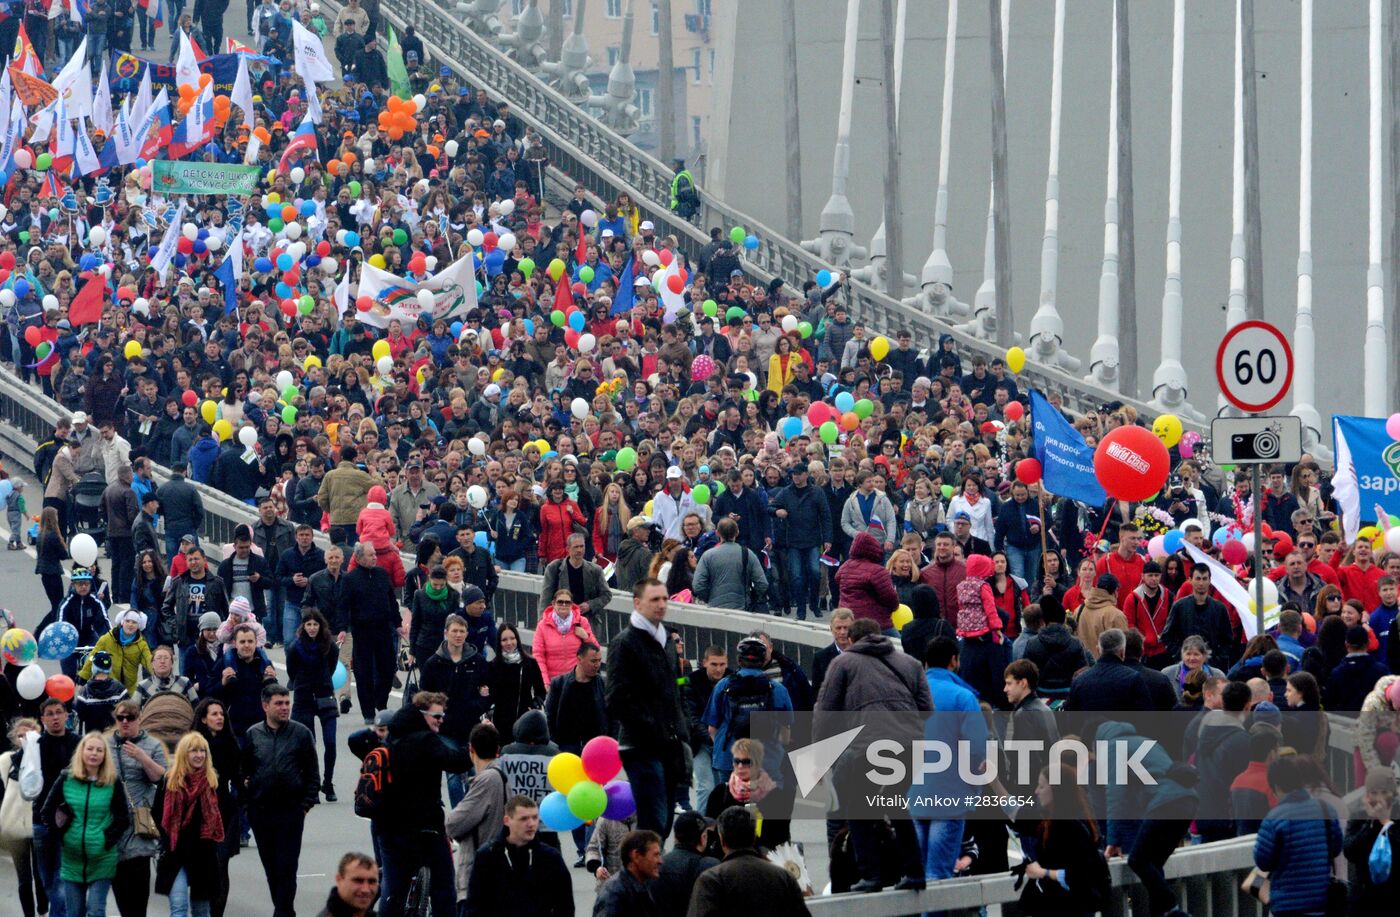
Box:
[214,254,237,315]
[1029,389,1107,506]
[1331,415,1400,544]
[609,256,637,317]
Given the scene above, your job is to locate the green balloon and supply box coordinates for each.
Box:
[282,405,298,425]
[819,421,839,444]
[729,226,746,244]
[566,780,607,821]
[725,306,745,323]
[348,181,362,197]
[48,208,58,221]
[551,309,566,327]
[268,218,284,233]
[691,484,711,505]
[393,228,408,245]
[18,231,28,243]
[35,153,51,170]
[281,385,299,403]
[941,484,955,499]
[854,398,874,419]
[615,447,637,471]
[1219,463,1236,473]
[798,321,813,339]
[702,299,717,317]
[35,341,51,360]
[519,257,535,279]
[713,480,726,497]
[298,295,315,314]
[579,265,595,283]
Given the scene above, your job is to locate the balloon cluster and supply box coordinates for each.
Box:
[540,736,634,831]
[176,74,232,123]
[378,95,421,141]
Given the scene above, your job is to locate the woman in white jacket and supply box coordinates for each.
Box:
[1,718,43,917]
[947,476,997,546]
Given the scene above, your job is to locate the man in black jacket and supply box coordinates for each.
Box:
[378,692,472,917]
[545,641,608,865]
[218,526,274,623]
[343,542,399,723]
[1162,565,1237,671]
[1064,629,1153,713]
[606,579,688,836]
[102,465,140,604]
[22,698,80,917]
[155,461,205,557]
[466,795,572,916]
[653,811,719,914]
[419,614,490,806]
[242,683,319,917]
[1021,597,1092,702]
[682,646,728,807]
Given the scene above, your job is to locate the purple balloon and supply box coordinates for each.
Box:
[602,780,635,820]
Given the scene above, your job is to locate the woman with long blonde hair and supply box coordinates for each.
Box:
[592,482,632,564]
[156,733,225,917]
[41,733,126,917]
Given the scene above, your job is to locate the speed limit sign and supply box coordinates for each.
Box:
[1215,320,1294,412]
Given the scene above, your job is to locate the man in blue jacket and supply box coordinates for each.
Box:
[713,467,770,557]
[1253,755,1342,917]
[769,463,832,622]
[994,481,1041,584]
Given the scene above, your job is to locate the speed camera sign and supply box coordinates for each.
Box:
[1215,321,1294,413]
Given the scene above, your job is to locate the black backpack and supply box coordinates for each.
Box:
[353,745,392,819]
[723,673,774,740]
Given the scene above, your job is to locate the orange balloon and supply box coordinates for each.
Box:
[328,160,342,175]
[405,118,417,131]
[341,151,356,165]
[388,128,403,141]
[840,411,859,431]
[281,205,296,221]
[403,98,417,114]
[387,96,402,112]
[253,127,271,144]
[198,73,213,88]
[426,145,439,157]
[179,84,195,99]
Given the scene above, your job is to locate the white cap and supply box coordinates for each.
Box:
[600,229,615,238]
[483,383,501,397]
[71,411,88,424]
[493,119,506,129]
[633,276,650,287]
[666,466,683,480]
[640,220,654,231]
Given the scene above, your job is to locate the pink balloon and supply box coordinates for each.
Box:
[1387,413,1400,441]
[691,354,715,382]
[1147,534,1167,560]
[1221,539,1248,566]
[581,736,623,784]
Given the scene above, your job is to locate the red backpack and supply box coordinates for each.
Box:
[353,745,392,819]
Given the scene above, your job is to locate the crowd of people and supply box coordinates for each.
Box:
[0,0,1395,915]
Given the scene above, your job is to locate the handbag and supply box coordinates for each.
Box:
[118,746,160,840]
[0,753,33,847]
[742,548,769,614]
[1240,868,1270,904]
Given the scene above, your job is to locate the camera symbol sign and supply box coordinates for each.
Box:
[1211,416,1303,465]
[1215,320,1294,413]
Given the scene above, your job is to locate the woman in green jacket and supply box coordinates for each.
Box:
[40,732,130,917]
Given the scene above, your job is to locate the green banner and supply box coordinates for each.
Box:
[152,161,262,196]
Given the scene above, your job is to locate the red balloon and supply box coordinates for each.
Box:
[0,251,15,270]
[24,326,41,346]
[571,282,587,296]
[181,389,198,407]
[1004,401,1024,422]
[1272,534,1295,557]
[482,232,499,252]
[1093,424,1170,502]
[356,295,373,312]
[280,298,297,317]
[564,329,581,348]
[1221,540,1248,565]
[658,249,673,266]
[177,237,194,254]
[281,270,299,286]
[316,241,332,257]
[666,274,684,294]
[44,674,75,702]
[807,402,830,425]
[1260,523,1274,539]
[0,269,10,283]
[1015,458,1042,485]
[117,286,135,301]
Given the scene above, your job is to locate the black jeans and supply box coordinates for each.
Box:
[379,830,455,917]
[248,804,306,917]
[1128,815,1191,916]
[292,694,338,787]
[850,818,922,884]
[112,856,151,916]
[108,535,134,604]
[352,629,396,718]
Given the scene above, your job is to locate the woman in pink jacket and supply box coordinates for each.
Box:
[534,589,599,685]
[834,532,901,632]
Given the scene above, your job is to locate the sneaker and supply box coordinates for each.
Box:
[340,697,352,715]
[572,855,586,869]
[323,784,337,802]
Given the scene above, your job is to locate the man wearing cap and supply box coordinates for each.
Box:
[616,516,656,591]
[652,466,700,542]
[391,461,441,540]
[470,384,505,434]
[949,510,992,559]
[653,811,719,913]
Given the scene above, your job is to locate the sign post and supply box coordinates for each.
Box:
[1215,321,1297,638]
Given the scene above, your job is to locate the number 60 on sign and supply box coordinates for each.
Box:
[1215,320,1294,413]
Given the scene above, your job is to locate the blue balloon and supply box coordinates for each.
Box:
[1163,530,1185,554]
[568,311,586,332]
[474,531,490,550]
[744,234,759,250]
[543,450,557,460]
[79,253,97,270]
[1212,527,1231,547]
[331,661,348,691]
[193,240,207,255]
[275,282,291,299]
[523,318,535,336]
[484,249,507,278]
[344,231,360,248]
[265,203,281,218]
[37,621,78,660]
[540,791,584,832]
[197,228,209,240]
[834,391,855,413]
[450,321,462,337]
[306,255,321,268]
[0,480,11,501]
[475,281,484,296]
[14,280,29,298]
[255,257,273,273]
[276,253,294,271]
[781,416,803,440]
[173,253,187,268]
[300,201,317,217]
[816,269,832,287]
[148,246,161,259]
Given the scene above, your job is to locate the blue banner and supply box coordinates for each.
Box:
[1331,415,1400,542]
[108,53,251,97]
[1030,389,1107,506]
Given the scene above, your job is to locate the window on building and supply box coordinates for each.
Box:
[692,116,702,145]
[560,0,573,16]
[606,0,621,18]
[708,48,715,84]
[690,48,701,84]
[696,0,712,16]
[638,87,653,116]
[651,0,660,35]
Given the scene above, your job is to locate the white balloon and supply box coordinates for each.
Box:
[15,664,44,700]
[580,209,597,228]
[781,315,798,333]
[498,199,515,216]
[417,289,435,309]
[276,371,294,390]
[424,256,437,271]
[467,228,484,247]
[571,397,589,419]
[290,167,306,184]
[320,257,338,275]
[204,234,222,251]
[831,271,842,284]
[466,485,488,509]
[88,226,107,246]
[132,298,150,316]
[336,229,349,245]
[98,264,112,277]
[445,140,459,157]
[285,222,303,240]
[641,250,659,267]
[0,290,15,308]
[1240,532,1256,554]
[498,233,517,252]
[289,242,307,260]
[42,295,58,311]
[238,425,258,448]
[467,437,486,456]
[377,355,394,376]
[1386,527,1400,555]
[0,204,9,220]
[363,158,374,173]
[578,333,597,353]
[413,93,427,110]
[182,223,198,241]
[1246,576,1279,611]
[70,533,98,567]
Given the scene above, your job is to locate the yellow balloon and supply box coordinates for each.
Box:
[643,500,654,516]
[212,419,232,442]
[492,368,506,381]
[123,341,142,359]
[891,604,913,631]
[200,400,217,425]
[368,254,386,269]
[371,340,391,361]
[1152,414,1183,448]
[869,335,890,361]
[537,439,552,454]
[1360,525,1378,542]
[267,192,281,204]
[1005,346,1026,374]
[547,752,587,794]
[303,355,322,370]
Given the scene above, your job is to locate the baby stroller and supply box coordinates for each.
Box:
[70,472,107,546]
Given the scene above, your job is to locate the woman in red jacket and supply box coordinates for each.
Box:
[834,531,901,632]
[537,479,586,564]
[990,551,1028,638]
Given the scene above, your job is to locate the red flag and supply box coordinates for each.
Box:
[67,270,109,327]
[554,272,573,313]
[277,129,319,174]
[575,229,587,268]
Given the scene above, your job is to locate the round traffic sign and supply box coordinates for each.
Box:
[1215,320,1294,413]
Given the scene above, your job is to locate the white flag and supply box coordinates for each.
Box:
[92,56,114,137]
[55,97,74,157]
[72,115,100,176]
[303,72,322,125]
[292,20,335,83]
[131,69,154,129]
[1183,543,1263,640]
[175,31,201,91]
[228,227,244,289]
[27,99,58,147]
[123,88,168,165]
[51,37,92,115]
[333,264,351,324]
[151,202,187,284]
[231,54,255,131]
[0,105,24,179]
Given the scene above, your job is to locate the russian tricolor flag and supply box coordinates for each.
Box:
[169,80,214,158]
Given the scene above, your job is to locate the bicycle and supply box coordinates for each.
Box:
[402,866,432,917]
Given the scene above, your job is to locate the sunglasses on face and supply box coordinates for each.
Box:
[732,757,753,766]
[424,711,446,720]
[115,714,139,722]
